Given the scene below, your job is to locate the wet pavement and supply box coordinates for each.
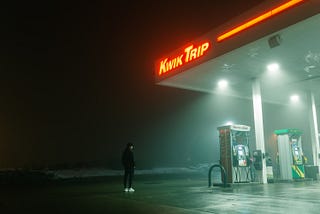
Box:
[0,174,320,213]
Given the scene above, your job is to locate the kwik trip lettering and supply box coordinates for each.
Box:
[158,41,210,76]
[156,1,305,78]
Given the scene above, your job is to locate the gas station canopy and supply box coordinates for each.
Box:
[155,0,320,105]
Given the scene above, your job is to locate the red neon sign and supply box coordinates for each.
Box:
[158,41,210,76]
[217,0,305,42]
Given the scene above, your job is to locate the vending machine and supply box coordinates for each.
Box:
[218,124,251,183]
[274,129,305,180]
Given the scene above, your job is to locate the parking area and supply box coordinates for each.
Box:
[1,174,320,213]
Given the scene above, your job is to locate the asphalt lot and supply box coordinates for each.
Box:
[1,174,320,214]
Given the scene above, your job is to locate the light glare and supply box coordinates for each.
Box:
[218,80,228,89]
[290,94,299,102]
[267,63,279,72]
[226,121,234,125]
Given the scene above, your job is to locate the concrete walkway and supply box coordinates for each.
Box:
[1,174,320,213]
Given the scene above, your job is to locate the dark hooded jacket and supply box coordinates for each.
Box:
[122,143,135,169]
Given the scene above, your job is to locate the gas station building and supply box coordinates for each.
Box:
[154,0,320,183]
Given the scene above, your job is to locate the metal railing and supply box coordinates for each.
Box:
[208,164,227,187]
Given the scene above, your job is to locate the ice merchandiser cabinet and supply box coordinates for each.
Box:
[218,125,251,184]
[274,129,305,180]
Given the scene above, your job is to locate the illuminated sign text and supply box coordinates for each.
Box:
[156,0,306,80]
[158,42,210,76]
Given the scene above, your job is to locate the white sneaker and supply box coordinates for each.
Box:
[124,188,129,192]
[128,188,135,192]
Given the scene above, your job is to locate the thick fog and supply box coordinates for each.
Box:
[109,87,317,170]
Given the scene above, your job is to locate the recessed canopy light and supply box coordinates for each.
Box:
[226,121,234,125]
[290,94,299,102]
[218,79,228,89]
[267,63,279,72]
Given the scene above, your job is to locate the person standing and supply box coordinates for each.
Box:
[121,143,135,192]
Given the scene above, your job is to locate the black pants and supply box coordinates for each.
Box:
[123,168,134,188]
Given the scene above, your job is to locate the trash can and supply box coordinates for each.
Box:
[266,156,274,183]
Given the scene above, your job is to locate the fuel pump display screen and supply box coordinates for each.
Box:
[292,143,303,165]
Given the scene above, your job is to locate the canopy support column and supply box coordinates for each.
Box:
[252,78,267,184]
[308,92,320,169]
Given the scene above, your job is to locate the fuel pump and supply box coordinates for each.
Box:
[274,129,305,180]
[218,124,252,183]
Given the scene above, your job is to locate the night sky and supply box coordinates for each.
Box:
[1,1,271,169]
